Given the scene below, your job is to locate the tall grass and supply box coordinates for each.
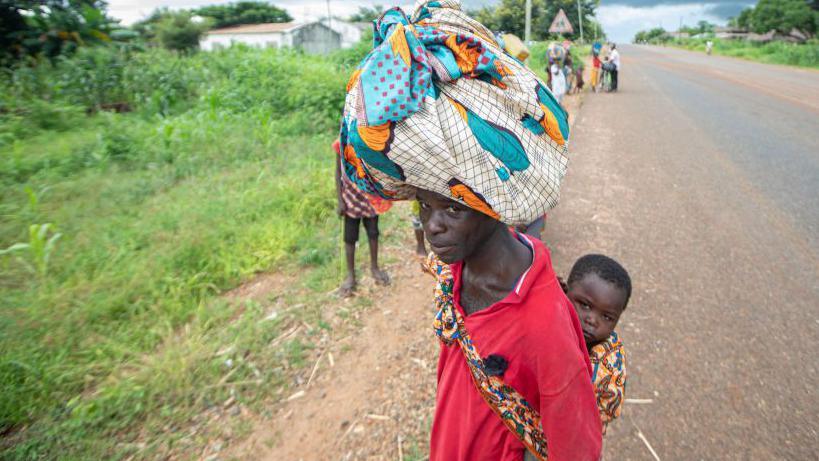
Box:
[0,43,370,459]
[670,37,819,68]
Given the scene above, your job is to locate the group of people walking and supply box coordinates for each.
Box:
[591,41,620,93]
[548,40,621,102]
[333,2,632,460]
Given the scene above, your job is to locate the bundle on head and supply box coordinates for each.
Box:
[339,0,570,226]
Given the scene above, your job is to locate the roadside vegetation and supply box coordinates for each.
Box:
[0,38,376,459]
[632,0,819,69]
[672,37,819,68]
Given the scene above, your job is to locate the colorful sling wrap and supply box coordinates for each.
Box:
[591,331,627,434]
[425,252,550,461]
[339,0,570,226]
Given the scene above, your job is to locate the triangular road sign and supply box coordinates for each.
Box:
[549,9,574,34]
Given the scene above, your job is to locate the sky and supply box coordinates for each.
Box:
[106,0,756,43]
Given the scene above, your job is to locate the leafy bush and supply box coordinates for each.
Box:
[0,42,371,459]
[201,48,348,129]
[670,37,819,68]
[0,44,362,147]
[195,1,292,28]
[155,10,208,52]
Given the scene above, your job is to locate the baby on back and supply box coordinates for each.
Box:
[563,254,631,434]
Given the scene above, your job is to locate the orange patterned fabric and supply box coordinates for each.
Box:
[333,140,392,217]
[425,252,549,461]
[590,331,627,434]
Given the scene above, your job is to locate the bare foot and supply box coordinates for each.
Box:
[339,275,356,297]
[371,267,390,286]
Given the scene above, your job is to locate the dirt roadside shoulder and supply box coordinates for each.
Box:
[218,90,586,461]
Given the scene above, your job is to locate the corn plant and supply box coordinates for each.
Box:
[0,223,62,278]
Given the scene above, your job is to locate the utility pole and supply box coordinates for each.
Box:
[525,0,532,44]
[577,0,584,43]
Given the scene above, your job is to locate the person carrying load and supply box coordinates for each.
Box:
[338,1,602,460]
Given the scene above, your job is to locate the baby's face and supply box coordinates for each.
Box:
[566,273,627,350]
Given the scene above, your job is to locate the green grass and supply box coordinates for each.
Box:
[0,43,378,459]
[669,37,819,69]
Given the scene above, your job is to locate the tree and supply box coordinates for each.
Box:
[696,20,715,34]
[0,3,29,62]
[1,1,116,63]
[155,10,207,52]
[474,0,536,37]
[471,0,598,41]
[633,27,669,44]
[131,8,168,42]
[348,5,385,23]
[585,18,607,41]
[195,2,291,28]
[733,0,816,35]
[729,7,753,29]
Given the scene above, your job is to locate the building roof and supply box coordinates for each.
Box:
[207,22,300,35]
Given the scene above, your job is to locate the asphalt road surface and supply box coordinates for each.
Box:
[545,45,819,459]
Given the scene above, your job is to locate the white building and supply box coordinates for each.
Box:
[320,18,371,49]
[200,22,342,54]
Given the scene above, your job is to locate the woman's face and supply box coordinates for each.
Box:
[416,189,498,264]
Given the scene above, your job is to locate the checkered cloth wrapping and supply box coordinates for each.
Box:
[339,0,570,226]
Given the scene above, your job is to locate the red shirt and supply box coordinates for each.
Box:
[430,236,602,461]
[592,55,601,68]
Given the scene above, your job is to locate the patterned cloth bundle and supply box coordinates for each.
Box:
[339,0,570,226]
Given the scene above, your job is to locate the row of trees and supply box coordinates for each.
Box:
[1,1,119,63]
[0,1,294,63]
[729,0,818,35]
[633,28,671,44]
[347,5,386,23]
[635,0,818,43]
[633,20,718,43]
[470,0,605,42]
[2,0,611,65]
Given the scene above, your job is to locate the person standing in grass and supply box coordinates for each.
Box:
[333,139,390,297]
[338,2,601,459]
[411,200,427,257]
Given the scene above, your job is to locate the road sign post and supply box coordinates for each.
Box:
[525,0,532,44]
[548,9,574,36]
[577,0,584,42]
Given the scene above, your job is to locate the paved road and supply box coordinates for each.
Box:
[545,45,819,459]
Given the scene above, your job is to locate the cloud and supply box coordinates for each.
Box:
[598,3,729,42]
[602,0,751,8]
[706,2,753,18]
